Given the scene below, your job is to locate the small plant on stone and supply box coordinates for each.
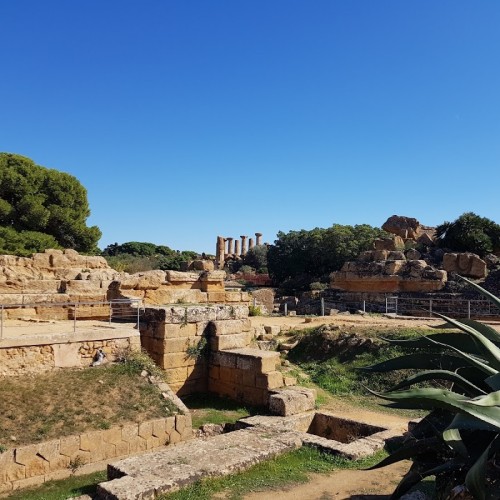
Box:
[68,455,85,473]
[248,305,262,316]
[0,444,7,454]
[180,307,188,328]
[186,338,208,360]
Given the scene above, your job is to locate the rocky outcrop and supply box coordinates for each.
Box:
[330,249,447,293]
[382,215,436,244]
[442,252,488,279]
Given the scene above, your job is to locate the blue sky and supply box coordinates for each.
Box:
[1,1,499,254]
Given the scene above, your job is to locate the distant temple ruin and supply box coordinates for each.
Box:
[216,233,264,269]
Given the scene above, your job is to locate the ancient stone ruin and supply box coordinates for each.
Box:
[215,232,266,269]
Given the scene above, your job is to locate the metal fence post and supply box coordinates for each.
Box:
[362,300,366,313]
[284,303,288,316]
[320,297,325,316]
[109,301,113,325]
[73,303,77,332]
[137,303,140,329]
[468,301,471,319]
[385,297,388,314]
[429,299,433,318]
[1,305,3,340]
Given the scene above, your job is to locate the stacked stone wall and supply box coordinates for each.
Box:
[209,349,284,406]
[0,333,140,376]
[140,305,252,396]
[0,415,192,495]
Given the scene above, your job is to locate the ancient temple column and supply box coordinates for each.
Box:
[216,236,225,269]
[255,232,262,246]
[248,237,254,250]
[227,237,234,255]
[240,235,247,256]
[234,239,240,256]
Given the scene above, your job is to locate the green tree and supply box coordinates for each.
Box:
[0,153,101,254]
[436,212,500,257]
[267,224,385,292]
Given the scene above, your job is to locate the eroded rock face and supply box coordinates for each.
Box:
[382,215,422,239]
[442,252,488,278]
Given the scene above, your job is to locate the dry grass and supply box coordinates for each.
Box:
[0,360,176,448]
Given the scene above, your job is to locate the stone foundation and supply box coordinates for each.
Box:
[0,327,140,376]
[0,415,192,495]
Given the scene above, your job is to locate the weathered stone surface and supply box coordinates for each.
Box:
[382,215,421,239]
[269,387,317,416]
[443,252,487,278]
[99,428,302,499]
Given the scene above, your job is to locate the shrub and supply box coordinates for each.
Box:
[248,305,262,316]
[363,277,500,499]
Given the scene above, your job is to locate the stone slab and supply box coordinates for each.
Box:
[98,427,302,499]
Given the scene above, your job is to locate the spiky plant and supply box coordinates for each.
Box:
[362,277,500,500]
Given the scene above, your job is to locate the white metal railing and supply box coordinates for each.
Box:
[0,299,144,340]
[288,296,500,320]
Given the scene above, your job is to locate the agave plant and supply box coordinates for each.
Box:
[362,277,500,500]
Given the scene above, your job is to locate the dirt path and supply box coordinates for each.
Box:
[243,461,409,500]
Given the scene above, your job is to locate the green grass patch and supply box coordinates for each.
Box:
[0,351,176,447]
[5,470,107,500]
[181,393,261,429]
[160,446,388,500]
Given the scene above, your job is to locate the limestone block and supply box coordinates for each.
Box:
[211,319,251,336]
[166,271,200,283]
[469,255,487,278]
[387,251,405,260]
[225,292,242,302]
[36,440,68,471]
[12,475,44,491]
[269,387,317,416]
[64,280,103,294]
[186,306,217,323]
[264,325,280,336]
[101,427,123,446]
[211,351,237,368]
[209,365,220,380]
[164,323,197,338]
[59,435,80,458]
[0,449,25,483]
[239,386,268,406]
[127,436,147,454]
[121,423,139,443]
[164,337,190,353]
[186,362,207,380]
[138,421,154,440]
[255,371,284,390]
[151,419,168,441]
[134,270,167,290]
[53,343,81,368]
[373,238,396,251]
[163,352,196,368]
[233,348,280,374]
[384,260,406,275]
[168,429,182,445]
[211,332,252,350]
[165,416,176,435]
[235,367,256,387]
[80,430,114,462]
[84,256,110,269]
[373,250,389,261]
[240,292,250,302]
[207,291,226,302]
[209,379,237,399]
[219,366,237,384]
[382,215,421,239]
[15,444,51,477]
[115,441,130,457]
[406,249,421,260]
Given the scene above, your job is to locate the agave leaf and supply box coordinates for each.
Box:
[391,460,464,500]
[486,373,500,391]
[458,275,500,310]
[382,333,487,355]
[386,369,486,397]
[361,353,470,372]
[468,389,500,407]
[465,436,500,500]
[365,437,441,470]
[424,334,497,375]
[447,413,500,433]
[433,313,500,371]
[372,387,500,431]
[458,319,500,343]
[443,428,468,458]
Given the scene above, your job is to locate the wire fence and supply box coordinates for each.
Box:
[288,296,500,320]
[0,299,144,340]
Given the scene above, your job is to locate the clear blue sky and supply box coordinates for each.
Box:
[1,1,499,254]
